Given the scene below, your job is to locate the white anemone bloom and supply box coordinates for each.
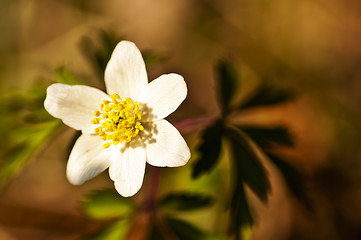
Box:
[44,41,190,197]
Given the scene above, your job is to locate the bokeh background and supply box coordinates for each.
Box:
[1,0,361,239]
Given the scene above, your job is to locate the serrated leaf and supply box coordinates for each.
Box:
[228,129,270,202]
[229,180,253,240]
[268,153,313,210]
[159,192,213,211]
[227,130,258,240]
[0,84,62,185]
[216,60,238,111]
[166,217,222,240]
[192,120,224,178]
[55,67,82,85]
[0,120,61,184]
[81,189,135,220]
[239,84,294,110]
[239,125,293,147]
[83,220,129,240]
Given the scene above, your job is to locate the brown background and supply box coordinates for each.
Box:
[1,0,361,239]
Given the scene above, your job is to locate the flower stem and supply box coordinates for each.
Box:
[126,166,161,240]
[146,165,161,209]
[174,116,214,134]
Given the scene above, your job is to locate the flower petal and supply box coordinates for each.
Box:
[44,83,110,134]
[104,41,148,100]
[66,134,113,185]
[145,119,190,167]
[109,142,147,197]
[139,73,187,121]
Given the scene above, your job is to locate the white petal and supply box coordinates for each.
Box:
[139,73,187,121]
[145,119,190,167]
[44,83,110,134]
[104,41,148,100]
[66,134,113,185]
[109,142,147,197]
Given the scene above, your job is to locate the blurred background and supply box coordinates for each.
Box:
[1,0,361,239]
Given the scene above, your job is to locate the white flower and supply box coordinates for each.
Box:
[44,41,190,197]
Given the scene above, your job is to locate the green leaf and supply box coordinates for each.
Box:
[159,192,213,212]
[79,30,120,78]
[142,50,169,67]
[0,120,61,185]
[228,129,271,202]
[0,83,50,115]
[166,217,222,240]
[239,84,294,110]
[55,67,82,85]
[83,220,129,240]
[229,180,253,240]
[192,120,224,178]
[268,153,312,210]
[239,125,293,147]
[227,129,260,239]
[23,108,57,124]
[81,189,136,220]
[148,226,164,240]
[0,84,62,185]
[215,60,239,111]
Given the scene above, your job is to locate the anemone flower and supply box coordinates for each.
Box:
[44,41,190,197]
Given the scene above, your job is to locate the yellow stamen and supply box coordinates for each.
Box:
[103,142,112,149]
[91,95,144,148]
[91,118,100,124]
[94,111,101,117]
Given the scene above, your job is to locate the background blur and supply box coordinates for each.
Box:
[1,0,361,239]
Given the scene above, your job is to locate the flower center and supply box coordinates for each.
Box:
[91,94,144,148]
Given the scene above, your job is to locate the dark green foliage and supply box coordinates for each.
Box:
[215,60,239,112]
[149,217,219,240]
[81,189,136,220]
[79,30,120,79]
[0,121,60,184]
[229,180,253,240]
[189,60,299,237]
[159,192,213,212]
[228,129,271,203]
[166,218,213,240]
[55,67,83,85]
[239,84,294,110]
[192,120,224,178]
[149,217,224,240]
[148,226,164,240]
[83,220,129,240]
[225,128,272,239]
[0,67,85,186]
[142,50,170,67]
[0,84,61,185]
[239,125,294,147]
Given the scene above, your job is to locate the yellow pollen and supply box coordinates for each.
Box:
[91,96,144,148]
